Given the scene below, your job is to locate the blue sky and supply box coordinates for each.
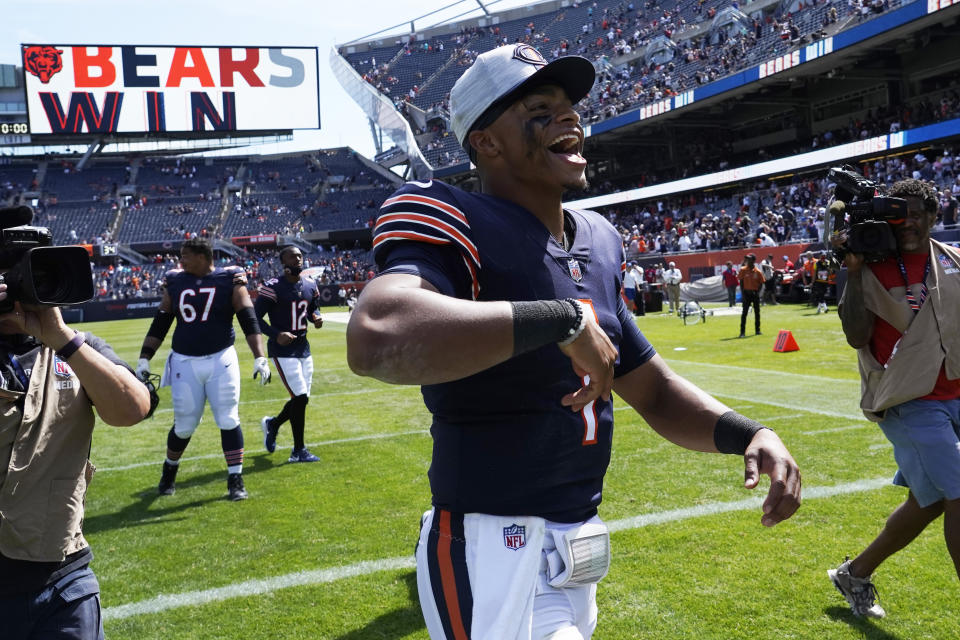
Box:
[2,0,535,158]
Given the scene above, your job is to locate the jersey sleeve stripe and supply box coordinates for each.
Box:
[373,230,453,248]
[382,193,469,225]
[460,254,480,300]
[375,212,480,266]
[373,231,481,300]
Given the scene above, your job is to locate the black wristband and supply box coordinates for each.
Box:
[55,331,85,361]
[510,299,579,356]
[714,410,769,454]
[140,345,157,360]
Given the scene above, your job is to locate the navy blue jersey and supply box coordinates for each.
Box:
[254,275,320,358]
[164,266,244,356]
[374,180,656,522]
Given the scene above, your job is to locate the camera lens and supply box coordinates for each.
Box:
[26,247,94,305]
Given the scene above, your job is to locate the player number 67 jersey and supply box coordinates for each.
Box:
[164,266,244,357]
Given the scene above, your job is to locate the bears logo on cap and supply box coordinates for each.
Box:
[512,44,546,67]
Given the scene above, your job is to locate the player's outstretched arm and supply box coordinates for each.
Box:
[348,274,617,407]
[613,355,801,526]
[347,273,513,384]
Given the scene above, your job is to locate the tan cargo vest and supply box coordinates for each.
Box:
[0,344,95,562]
[845,239,960,421]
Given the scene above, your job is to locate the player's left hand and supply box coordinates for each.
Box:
[312,315,323,329]
[558,313,618,413]
[253,356,271,385]
[743,428,801,527]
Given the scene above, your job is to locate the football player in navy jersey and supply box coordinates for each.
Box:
[255,246,323,463]
[347,44,802,640]
[136,238,271,501]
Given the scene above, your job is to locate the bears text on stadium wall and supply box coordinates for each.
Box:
[21,45,320,135]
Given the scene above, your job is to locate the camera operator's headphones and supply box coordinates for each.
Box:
[141,373,161,419]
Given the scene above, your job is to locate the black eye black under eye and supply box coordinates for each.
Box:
[529,114,552,126]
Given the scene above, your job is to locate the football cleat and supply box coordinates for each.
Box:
[158,461,178,496]
[288,447,319,463]
[261,416,278,453]
[227,473,248,501]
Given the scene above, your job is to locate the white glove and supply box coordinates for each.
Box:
[253,356,271,385]
[136,358,151,381]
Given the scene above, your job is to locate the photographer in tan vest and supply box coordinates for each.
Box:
[0,206,152,639]
[827,179,960,619]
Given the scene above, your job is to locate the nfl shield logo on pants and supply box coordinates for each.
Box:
[503,524,526,550]
[567,258,583,283]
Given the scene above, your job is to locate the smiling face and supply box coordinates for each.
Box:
[471,84,587,195]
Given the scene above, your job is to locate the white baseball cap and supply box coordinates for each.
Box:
[450,44,595,148]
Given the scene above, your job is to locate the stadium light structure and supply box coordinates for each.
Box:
[329,47,432,180]
[709,7,753,46]
[645,36,678,66]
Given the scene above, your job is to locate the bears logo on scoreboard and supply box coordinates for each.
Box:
[23,46,65,84]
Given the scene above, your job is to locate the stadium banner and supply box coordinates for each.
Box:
[588,0,958,137]
[232,234,278,246]
[21,45,320,135]
[78,298,162,322]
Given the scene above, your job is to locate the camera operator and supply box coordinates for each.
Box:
[0,207,152,639]
[828,178,960,619]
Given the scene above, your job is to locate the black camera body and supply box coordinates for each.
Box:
[0,208,94,314]
[827,165,907,262]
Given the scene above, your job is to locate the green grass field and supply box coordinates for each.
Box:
[78,304,958,639]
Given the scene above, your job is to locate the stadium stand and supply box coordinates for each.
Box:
[117,200,223,244]
[0,162,39,201]
[3,0,957,305]
[339,0,916,170]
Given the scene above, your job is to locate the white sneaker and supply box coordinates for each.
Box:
[828,557,886,618]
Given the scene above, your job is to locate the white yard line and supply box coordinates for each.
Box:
[663,359,866,421]
[149,388,383,415]
[103,557,417,622]
[96,430,429,472]
[102,476,890,621]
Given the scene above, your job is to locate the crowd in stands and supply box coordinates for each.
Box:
[577,77,960,195]
[608,147,959,257]
[343,0,910,169]
[91,246,378,302]
[0,147,399,247]
[86,143,960,301]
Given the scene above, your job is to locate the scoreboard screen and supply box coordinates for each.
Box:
[22,44,320,135]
